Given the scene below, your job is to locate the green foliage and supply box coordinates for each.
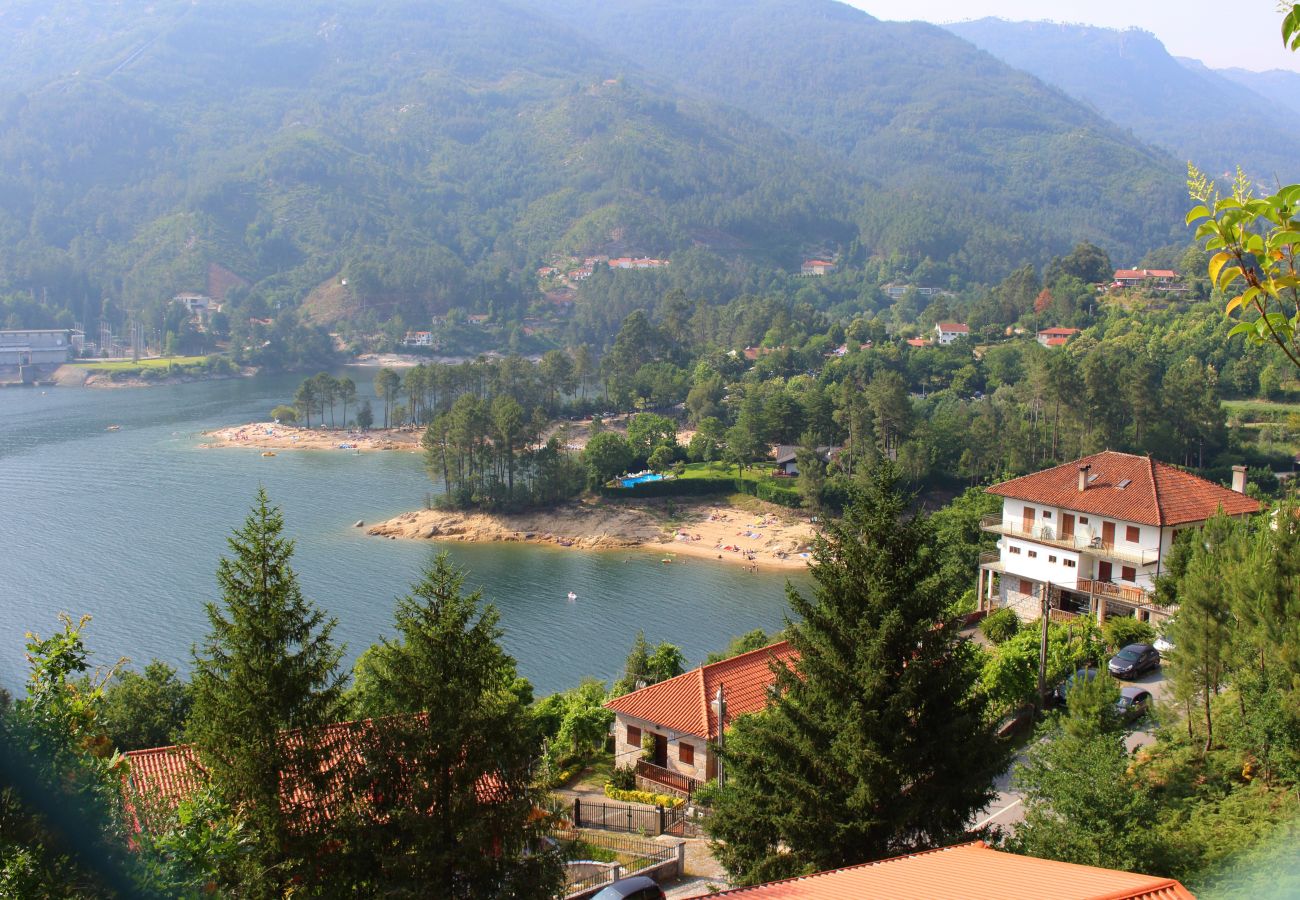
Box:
[1187,167,1300,373]
[188,489,345,897]
[583,432,636,488]
[608,765,637,791]
[708,465,1009,885]
[269,404,297,424]
[1103,616,1157,651]
[611,631,686,697]
[704,629,778,665]
[335,553,562,896]
[603,784,680,808]
[534,679,614,776]
[979,608,1019,644]
[99,660,192,752]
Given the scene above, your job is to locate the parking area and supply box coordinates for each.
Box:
[973,661,1172,834]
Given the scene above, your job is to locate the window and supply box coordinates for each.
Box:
[627,725,642,747]
[1043,511,1052,519]
[1009,546,1021,555]
[1048,555,1057,563]
[1019,579,1033,594]
[1064,559,1077,568]
[1027,550,1038,558]
[1121,566,1137,582]
[1126,526,1140,543]
[1079,517,1089,525]
[679,742,695,765]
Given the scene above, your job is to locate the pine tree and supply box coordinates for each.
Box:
[708,464,1010,885]
[188,489,344,897]
[338,554,561,897]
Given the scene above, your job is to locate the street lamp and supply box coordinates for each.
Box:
[710,684,727,789]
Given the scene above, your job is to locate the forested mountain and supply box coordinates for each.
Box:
[1214,66,1300,118]
[543,0,1186,277]
[0,0,1195,338]
[947,18,1300,183]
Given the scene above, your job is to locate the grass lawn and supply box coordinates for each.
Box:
[678,461,783,484]
[74,356,212,372]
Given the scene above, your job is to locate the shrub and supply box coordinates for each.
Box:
[604,783,680,808]
[980,608,1020,644]
[609,765,637,791]
[1103,616,1156,651]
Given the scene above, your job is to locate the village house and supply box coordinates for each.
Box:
[933,322,969,345]
[1036,326,1080,347]
[800,259,836,276]
[977,450,1260,623]
[691,840,1193,899]
[605,642,798,795]
[772,444,840,476]
[466,313,491,326]
[402,331,433,347]
[609,256,670,270]
[1111,268,1186,292]
[882,282,945,301]
[905,336,929,348]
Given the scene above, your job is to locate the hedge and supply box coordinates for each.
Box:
[599,475,802,508]
[603,783,682,808]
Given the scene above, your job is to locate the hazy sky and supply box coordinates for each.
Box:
[849,1,1300,72]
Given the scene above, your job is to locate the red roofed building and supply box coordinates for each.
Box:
[605,642,797,792]
[692,841,1193,899]
[1112,269,1185,292]
[905,337,929,348]
[933,322,969,345]
[1036,326,1080,347]
[978,450,1259,623]
[800,260,836,276]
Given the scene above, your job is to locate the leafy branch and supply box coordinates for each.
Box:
[1186,165,1300,372]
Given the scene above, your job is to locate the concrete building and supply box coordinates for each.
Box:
[0,329,77,366]
[977,451,1259,623]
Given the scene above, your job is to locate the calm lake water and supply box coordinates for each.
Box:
[0,374,801,695]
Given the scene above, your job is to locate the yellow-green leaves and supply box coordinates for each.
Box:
[1286,5,1300,52]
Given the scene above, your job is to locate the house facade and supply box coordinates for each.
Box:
[605,642,798,792]
[1112,268,1186,292]
[977,451,1259,623]
[0,329,77,367]
[934,322,969,345]
[1036,326,1080,347]
[800,259,835,276]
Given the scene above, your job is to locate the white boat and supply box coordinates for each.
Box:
[567,591,577,601]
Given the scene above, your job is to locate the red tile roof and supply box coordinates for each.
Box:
[1038,327,1080,337]
[905,337,929,347]
[936,322,969,332]
[122,716,506,834]
[987,450,1260,526]
[605,641,798,740]
[699,841,1194,899]
[1114,269,1178,280]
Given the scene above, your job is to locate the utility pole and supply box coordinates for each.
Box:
[1037,583,1050,708]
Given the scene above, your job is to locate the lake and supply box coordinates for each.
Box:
[0,373,802,695]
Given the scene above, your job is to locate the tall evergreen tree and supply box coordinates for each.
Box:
[339,554,561,897]
[708,464,1009,885]
[188,489,344,897]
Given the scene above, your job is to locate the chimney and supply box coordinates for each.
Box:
[1232,464,1248,494]
[1078,464,1091,492]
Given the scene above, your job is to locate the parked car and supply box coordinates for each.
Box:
[1154,623,1175,657]
[1051,667,1099,706]
[1108,643,1161,679]
[1116,686,1153,722]
[593,876,666,900]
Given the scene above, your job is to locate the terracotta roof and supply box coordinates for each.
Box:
[936,322,969,332]
[1114,269,1178,280]
[906,337,929,347]
[123,716,506,834]
[699,841,1194,899]
[986,450,1260,526]
[1038,327,1080,337]
[605,641,798,740]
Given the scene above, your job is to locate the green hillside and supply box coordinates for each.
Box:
[949,18,1300,183]
[542,0,1187,277]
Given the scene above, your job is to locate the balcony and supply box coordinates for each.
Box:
[1076,578,1156,608]
[979,516,1159,566]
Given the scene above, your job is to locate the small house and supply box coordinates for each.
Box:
[934,322,969,345]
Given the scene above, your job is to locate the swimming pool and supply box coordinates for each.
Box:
[619,473,665,487]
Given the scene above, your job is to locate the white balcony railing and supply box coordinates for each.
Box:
[979,516,1159,566]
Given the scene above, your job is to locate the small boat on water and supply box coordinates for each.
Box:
[261,451,277,457]
[105,424,121,431]
[567,591,577,601]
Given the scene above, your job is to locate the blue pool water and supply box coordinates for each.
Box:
[620,473,666,487]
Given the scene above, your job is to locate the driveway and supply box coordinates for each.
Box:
[973,663,1171,835]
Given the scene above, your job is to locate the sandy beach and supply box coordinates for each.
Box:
[366,498,816,570]
[201,422,422,452]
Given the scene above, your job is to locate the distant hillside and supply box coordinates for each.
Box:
[1214,66,1300,119]
[947,18,1300,183]
[544,0,1186,278]
[0,0,1197,335]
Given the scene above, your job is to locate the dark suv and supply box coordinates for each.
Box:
[1108,643,1160,680]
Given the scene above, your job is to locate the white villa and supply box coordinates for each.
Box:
[934,322,969,345]
[977,451,1259,623]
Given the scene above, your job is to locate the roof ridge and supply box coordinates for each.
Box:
[700,640,791,676]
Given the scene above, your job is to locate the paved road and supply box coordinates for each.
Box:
[973,664,1171,835]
